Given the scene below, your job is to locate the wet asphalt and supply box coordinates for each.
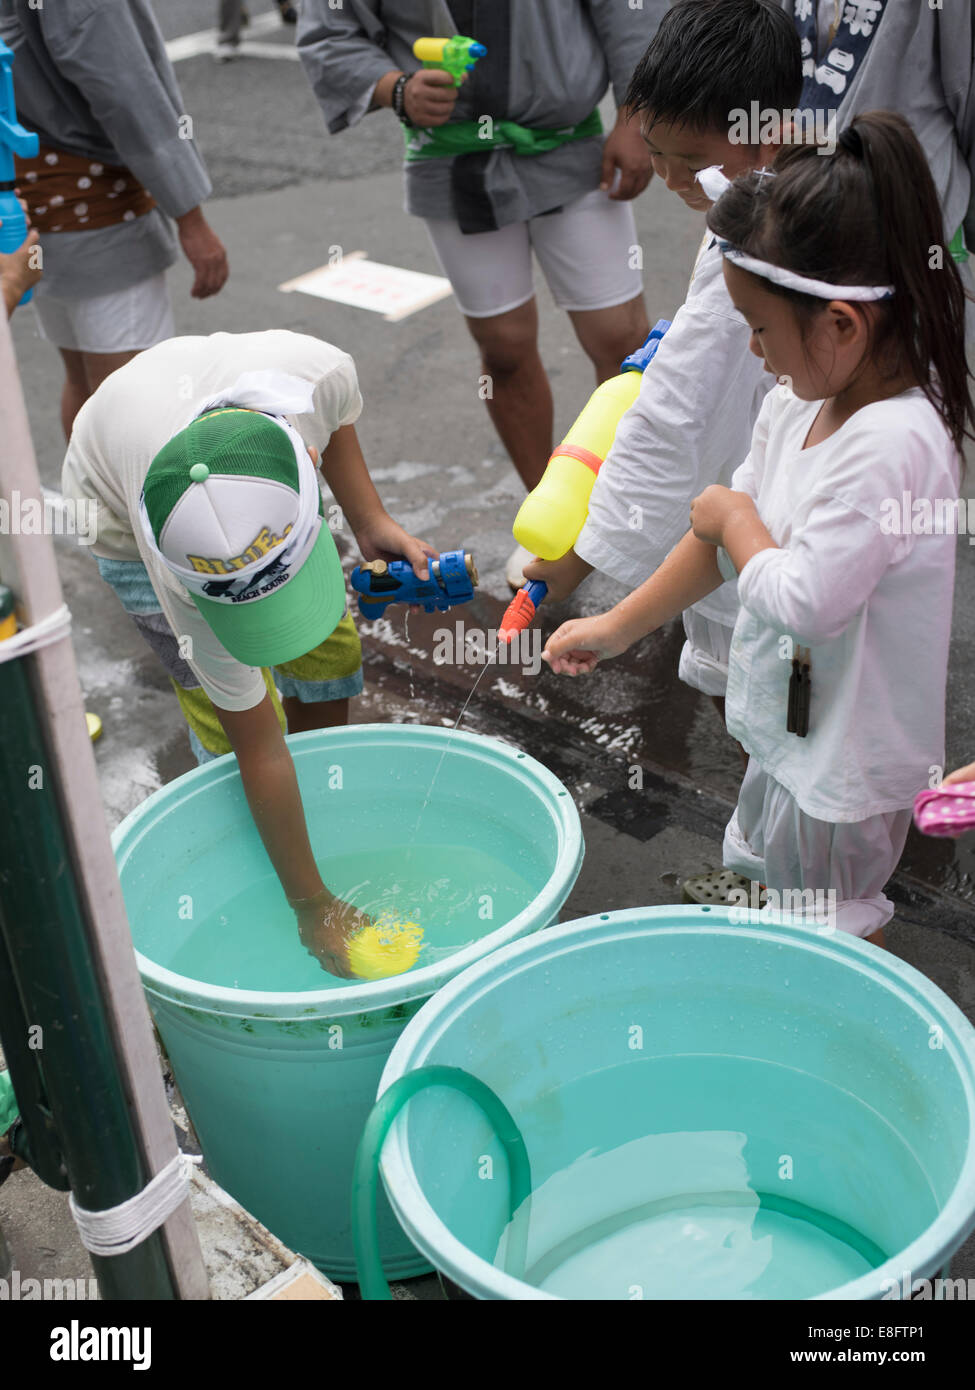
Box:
[2,5,974,1297]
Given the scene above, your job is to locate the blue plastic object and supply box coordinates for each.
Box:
[377,907,975,1300]
[351,548,477,620]
[0,39,39,306]
[621,317,671,374]
[111,723,583,1280]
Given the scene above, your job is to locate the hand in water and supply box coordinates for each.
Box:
[289,888,374,979]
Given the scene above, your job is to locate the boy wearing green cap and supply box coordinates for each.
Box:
[62,328,435,977]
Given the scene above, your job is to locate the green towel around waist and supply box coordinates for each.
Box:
[404,109,603,162]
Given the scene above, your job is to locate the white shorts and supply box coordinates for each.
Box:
[424,188,643,318]
[679,609,733,697]
[33,272,174,353]
[722,760,913,939]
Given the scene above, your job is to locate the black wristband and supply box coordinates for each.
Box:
[391,72,415,126]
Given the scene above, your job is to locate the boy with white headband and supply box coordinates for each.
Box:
[62,328,436,977]
[523,0,801,905]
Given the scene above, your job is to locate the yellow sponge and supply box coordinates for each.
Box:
[347,919,424,980]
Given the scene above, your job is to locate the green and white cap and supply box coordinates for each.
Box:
[138,393,346,667]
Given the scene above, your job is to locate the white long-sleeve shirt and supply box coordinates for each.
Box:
[576,235,773,627]
[720,383,959,822]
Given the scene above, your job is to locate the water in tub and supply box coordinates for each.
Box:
[491,1056,935,1299]
[166,843,540,991]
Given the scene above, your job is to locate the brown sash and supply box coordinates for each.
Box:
[14,142,156,233]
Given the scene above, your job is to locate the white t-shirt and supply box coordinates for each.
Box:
[720,382,959,822]
[62,330,363,712]
[576,234,773,627]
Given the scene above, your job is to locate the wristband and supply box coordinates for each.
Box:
[391,72,415,126]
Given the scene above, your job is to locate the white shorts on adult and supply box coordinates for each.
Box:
[33,272,174,354]
[424,187,643,318]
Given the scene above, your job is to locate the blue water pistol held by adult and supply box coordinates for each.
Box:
[351,550,478,619]
[0,39,39,306]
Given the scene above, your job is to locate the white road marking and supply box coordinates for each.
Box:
[164,11,285,62]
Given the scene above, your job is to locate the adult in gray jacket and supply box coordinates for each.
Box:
[298,0,664,587]
[1,0,229,438]
[781,1,974,270]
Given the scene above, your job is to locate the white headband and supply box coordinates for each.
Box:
[695,165,895,302]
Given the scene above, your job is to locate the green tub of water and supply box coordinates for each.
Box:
[376,908,975,1298]
[112,724,583,1281]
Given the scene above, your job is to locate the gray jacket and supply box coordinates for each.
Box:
[0,0,212,297]
[781,0,975,249]
[297,0,665,230]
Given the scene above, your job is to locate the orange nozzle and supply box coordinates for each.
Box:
[498,588,537,644]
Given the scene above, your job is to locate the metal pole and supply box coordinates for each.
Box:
[0,310,209,1299]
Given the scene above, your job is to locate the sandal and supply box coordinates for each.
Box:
[681,869,767,909]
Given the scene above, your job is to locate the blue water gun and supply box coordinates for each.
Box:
[351,550,478,619]
[0,38,39,306]
[500,319,672,643]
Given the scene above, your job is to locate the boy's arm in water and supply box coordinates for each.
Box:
[542,529,726,675]
[318,423,437,578]
[215,694,365,979]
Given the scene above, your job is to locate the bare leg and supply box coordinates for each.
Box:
[568,293,650,385]
[864,927,887,950]
[58,349,89,441]
[83,348,139,393]
[282,696,350,733]
[463,298,552,491]
[59,347,140,440]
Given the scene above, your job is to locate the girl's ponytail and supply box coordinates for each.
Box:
[847,112,974,453]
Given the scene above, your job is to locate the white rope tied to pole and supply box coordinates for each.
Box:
[68,1152,201,1257]
[0,603,72,663]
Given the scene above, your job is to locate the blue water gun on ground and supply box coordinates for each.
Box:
[0,39,39,306]
[351,550,478,619]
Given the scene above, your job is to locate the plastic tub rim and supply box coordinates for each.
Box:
[112,723,583,1020]
[377,907,975,1301]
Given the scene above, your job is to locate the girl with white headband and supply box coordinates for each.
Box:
[542,110,975,946]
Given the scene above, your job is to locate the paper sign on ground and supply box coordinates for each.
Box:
[279,253,453,322]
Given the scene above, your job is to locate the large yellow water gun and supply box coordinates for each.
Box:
[500,319,671,641]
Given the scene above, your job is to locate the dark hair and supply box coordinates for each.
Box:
[706,111,975,451]
[625,0,802,133]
